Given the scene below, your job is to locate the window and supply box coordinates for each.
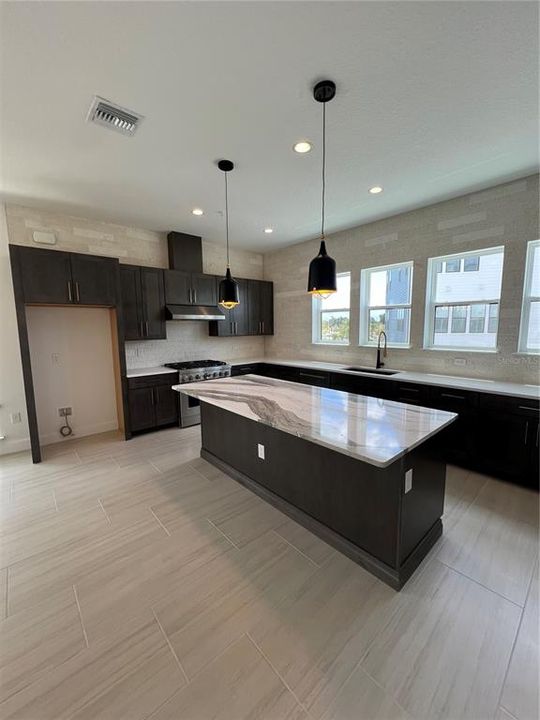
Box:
[360,262,413,346]
[312,272,350,344]
[464,256,480,272]
[424,246,504,350]
[518,240,540,353]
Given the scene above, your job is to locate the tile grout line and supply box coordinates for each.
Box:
[272,529,321,568]
[498,704,520,720]
[356,662,414,719]
[206,518,241,550]
[246,632,314,719]
[148,459,163,475]
[72,584,89,648]
[436,558,526,609]
[494,559,537,713]
[52,489,59,512]
[97,498,112,525]
[152,609,190,685]
[149,507,171,536]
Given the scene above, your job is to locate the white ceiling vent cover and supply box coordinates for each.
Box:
[86,96,143,136]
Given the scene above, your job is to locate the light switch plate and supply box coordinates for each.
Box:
[257,443,265,460]
[405,469,413,493]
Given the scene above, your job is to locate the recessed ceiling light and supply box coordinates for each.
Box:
[264,227,274,234]
[369,186,383,194]
[293,141,312,154]
[192,208,204,216]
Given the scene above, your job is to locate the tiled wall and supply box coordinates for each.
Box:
[263,175,540,384]
[5,204,265,367]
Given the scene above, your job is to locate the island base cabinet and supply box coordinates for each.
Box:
[200,403,445,589]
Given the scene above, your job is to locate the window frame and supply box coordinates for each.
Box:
[424,245,504,352]
[359,260,414,348]
[311,271,351,346]
[518,239,540,354]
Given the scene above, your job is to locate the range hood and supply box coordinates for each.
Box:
[165,304,225,321]
[165,232,224,321]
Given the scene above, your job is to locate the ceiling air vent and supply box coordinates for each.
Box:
[86,96,143,136]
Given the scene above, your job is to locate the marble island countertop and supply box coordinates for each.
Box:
[174,374,457,468]
[229,358,540,400]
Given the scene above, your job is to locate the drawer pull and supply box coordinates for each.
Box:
[441,393,466,400]
[400,386,420,393]
[299,372,324,380]
[518,405,539,412]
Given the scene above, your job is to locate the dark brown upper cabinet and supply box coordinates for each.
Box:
[248,280,274,335]
[120,264,166,340]
[164,270,217,307]
[13,246,118,306]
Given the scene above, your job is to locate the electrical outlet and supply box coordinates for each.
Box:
[257,443,265,460]
[58,407,72,417]
[453,358,467,367]
[51,353,60,365]
[10,412,22,424]
[405,469,413,493]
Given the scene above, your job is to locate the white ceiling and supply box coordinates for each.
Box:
[1,1,538,252]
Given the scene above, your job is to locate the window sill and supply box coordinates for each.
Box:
[359,344,412,350]
[423,346,500,354]
[512,351,540,357]
[312,341,350,347]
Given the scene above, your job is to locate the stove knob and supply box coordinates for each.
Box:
[213,372,218,378]
[195,374,201,380]
[187,375,193,382]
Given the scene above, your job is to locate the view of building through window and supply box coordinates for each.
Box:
[426,247,504,349]
[313,272,351,343]
[360,263,413,345]
[519,240,540,353]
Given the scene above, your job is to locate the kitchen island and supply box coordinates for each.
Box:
[174,374,457,589]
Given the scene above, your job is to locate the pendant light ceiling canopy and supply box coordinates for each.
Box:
[217,159,240,310]
[307,79,337,299]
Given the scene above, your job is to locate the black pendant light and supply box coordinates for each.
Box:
[217,159,240,310]
[307,79,337,299]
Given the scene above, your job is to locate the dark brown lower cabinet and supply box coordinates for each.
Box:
[231,362,539,489]
[127,374,179,433]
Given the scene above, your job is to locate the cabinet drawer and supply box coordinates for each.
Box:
[128,372,178,390]
[479,393,540,417]
[231,364,261,376]
[295,369,330,387]
[429,386,478,412]
[396,383,429,405]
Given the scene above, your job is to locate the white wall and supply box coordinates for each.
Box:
[0,203,30,455]
[26,307,118,446]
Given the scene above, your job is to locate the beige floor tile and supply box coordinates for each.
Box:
[274,517,336,566]
[0,568,7,620]
[361,558,522,720]
[250,552,395,718]
[437,478,539,605]
[209,491,290,547]
[0,504,109,567]
[75,520,233,644]
[0,587,86,703]
[0,616,186,720]
[148,634,307,720]
[321,664,409,720]
[155,531,318,678]
[443,465,487,530]
[7,515,166,615]
[501,562,539,720]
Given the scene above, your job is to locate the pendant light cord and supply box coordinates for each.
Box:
[224,170,230,268]
[321,100,326,239]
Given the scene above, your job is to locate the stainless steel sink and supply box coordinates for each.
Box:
[342,366,399,376]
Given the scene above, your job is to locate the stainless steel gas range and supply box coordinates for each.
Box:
[164,360,231,427]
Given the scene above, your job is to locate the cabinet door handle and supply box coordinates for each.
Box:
[299,372,324,380]
[261,320,264,334]
[151,388,155,405]
[155,387,159,403]
[67,281,73,302]
[441,392,466,400]
[524,420,529,445]
[401,386,420,393]
[188,288,192,304]
[75,282,80,303]
[193,288,197,304]
[145,320,149,336]
[518,405,539,413]
[235,321,238,335]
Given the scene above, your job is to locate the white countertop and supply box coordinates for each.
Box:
[126,366,178,378]
[229,358,540,400]
[174,375,457,468]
